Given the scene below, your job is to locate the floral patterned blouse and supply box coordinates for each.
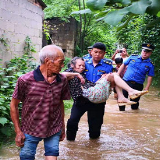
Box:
[65,68,95,102]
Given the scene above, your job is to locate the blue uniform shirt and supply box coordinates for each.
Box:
[83,54,92,62]
[123,54,155,84]
[84,58,113,83]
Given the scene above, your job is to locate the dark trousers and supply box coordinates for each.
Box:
[119,81,144,111]
[66,97,105,140]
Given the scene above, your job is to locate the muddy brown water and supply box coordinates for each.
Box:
[0,88,160,160]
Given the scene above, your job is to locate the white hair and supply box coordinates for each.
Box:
[39,45,63,64]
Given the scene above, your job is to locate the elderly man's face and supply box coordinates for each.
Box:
[48,50,65,75]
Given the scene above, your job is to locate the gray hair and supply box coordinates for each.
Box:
[39,45,63,64]
[70,57,84,68]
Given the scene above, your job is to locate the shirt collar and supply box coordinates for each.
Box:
[87,58,93,64]
[89,54,92,58]
[138,55,141,59]
[34,66,61,82]
[139,55,151,62]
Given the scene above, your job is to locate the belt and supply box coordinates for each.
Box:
[130,81,136,84]
[128,81,142,85]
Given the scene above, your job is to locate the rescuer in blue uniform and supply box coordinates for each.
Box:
[118,43,155,111]
[83,46,93,62]
[66,42,113,140]
[84,54,113,83]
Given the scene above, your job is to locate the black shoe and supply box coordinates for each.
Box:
[66,131,76,141]
[131,106,139,110]
[119,105,125,111]
[89,132,100,139]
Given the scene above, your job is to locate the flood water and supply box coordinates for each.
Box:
[0,87,160,160]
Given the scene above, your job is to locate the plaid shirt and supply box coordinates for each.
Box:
[12,66,71,138]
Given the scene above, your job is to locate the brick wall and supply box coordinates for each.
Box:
[0,0,45,66]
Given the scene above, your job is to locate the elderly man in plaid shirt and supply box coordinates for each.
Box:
[10,45,71,160]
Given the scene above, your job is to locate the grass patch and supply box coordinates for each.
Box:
[64,99,73,110]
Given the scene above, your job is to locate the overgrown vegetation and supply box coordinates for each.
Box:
[42,0,160,85]
[115,14,160,85]
[0,36,36,141]
[42,0,117,55]
[0,36,73,143]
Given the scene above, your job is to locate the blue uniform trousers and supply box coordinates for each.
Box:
[119,81,144,111]
[66,97,105,140]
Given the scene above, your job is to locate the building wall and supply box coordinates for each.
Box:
[43,18,78,58]
[0,0,45,66]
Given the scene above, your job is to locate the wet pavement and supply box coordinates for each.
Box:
[0,87,160,160]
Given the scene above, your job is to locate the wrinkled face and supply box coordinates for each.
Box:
[91,48,105,62]
[72,59,85,73]
[141,49,152,59]
[47,50,65,74]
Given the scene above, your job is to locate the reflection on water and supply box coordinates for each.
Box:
[1,88,160,160]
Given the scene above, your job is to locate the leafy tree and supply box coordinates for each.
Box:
[77,0,160,85]
[42,0,117,55]
[85,0,160,30]
[42,0,77,21]
[141,15,160,85]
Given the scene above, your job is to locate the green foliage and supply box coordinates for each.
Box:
[0,35,73,142]
[83,21,117,56]
[116,15,144,53]
[0,34,10,51]
[42,0,117,56]
[43,21,52,41]
[62,57,71,72]
[42,0,79,21]
[0,36,36,139]
[86,0,107,11]
[141,15,160,86]
[0,35,9,47]
[64,100,73,110]
[116,14,160,86]
[84,0,160,30]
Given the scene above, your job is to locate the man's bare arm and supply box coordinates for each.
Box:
[10,98,25,147]
[117,63,125,76]
[62,72,85,84]
[144,76,152,91]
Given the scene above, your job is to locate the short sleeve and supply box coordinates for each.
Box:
[148,65,155,76]
[61,77,71,100]
[12,77,26,101]
[123,56,131,65]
